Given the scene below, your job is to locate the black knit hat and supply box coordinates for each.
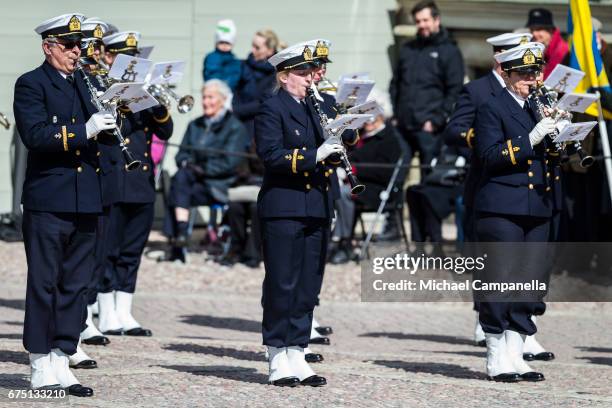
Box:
[526,8,555,29]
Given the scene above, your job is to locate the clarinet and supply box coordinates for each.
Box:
[76,64,141,171]
[528,83,593,168]
[306,88,365,195]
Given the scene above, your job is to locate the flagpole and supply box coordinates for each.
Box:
[595,90,612,205]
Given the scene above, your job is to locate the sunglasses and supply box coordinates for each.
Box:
[48,39,82,51]
[517,70,541,78]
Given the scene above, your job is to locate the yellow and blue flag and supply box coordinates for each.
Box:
[567,0,612,118]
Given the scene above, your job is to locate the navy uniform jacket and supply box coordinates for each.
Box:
[113,106,173,204]
[474,89,555,218]
[255,88,337,219]
[445,71,505,209]
[14,61,104,213]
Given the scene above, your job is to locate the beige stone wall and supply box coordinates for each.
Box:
[0,0,397,212]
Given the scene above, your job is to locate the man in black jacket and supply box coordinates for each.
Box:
[389,0,464,178]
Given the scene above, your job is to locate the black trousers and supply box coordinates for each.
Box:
[261,217,329,347]
[406,187,443,242]
[101,202,154,294]
[163,167,216,237]
[476,212,549,335]
[22,210,97,354]
[87,205,111,305]
[399,128,440,178]
[227,201,261,262]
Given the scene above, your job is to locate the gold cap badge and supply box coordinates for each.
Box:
[93,24,103,39]
[126,33,137,47]
[69,15,81,32]
[522,49,536,65]
[315,41,329,58]
[303,46,313,61]
[87,41,95,57]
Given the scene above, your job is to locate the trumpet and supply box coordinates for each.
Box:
[76,63,141,171]
[147,83,194,114]
[0,112,9,130]
[306,87,365,195]
[528,82,594,168]
[317,76,337,93]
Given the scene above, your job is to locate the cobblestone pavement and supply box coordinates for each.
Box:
[1,235,612,407]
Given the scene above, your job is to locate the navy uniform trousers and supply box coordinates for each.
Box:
[101,107,172,294]
[102,203,155,293]
[15,62,103,354]
[473,90,556,336]
[261,217,329,347]
[475,213,548,334]
[256,89,337,347]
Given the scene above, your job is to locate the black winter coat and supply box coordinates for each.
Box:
[389,27,464,132]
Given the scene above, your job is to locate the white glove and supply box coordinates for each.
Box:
[529,117,556,147]
[86,111,116,139]
[316,138,344,162]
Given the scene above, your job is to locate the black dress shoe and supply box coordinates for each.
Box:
[102,329,123,336]
[241,258,261,268]
[533,351,555,361]
[315,326,333,336]
[82,335,110,346]
[520,371,545,381]
[523,352,535,361]
[301,375,327,387]
[305,353,324,363]
[309,337,330,345]
[124,327,152,337]
[70,359,97,369]
[487,373,522,382]
[66,384,94,397]
[476,340,486,348]
[270,377,300,387]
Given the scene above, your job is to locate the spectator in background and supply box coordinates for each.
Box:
[389,0,464,179]
[328,96,403,264]
[202,19,241,91]
[526,8,568,79]
[233,29,279,138]
[162,80,249,262]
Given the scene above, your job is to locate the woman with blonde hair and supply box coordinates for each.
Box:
[233,29,279,138]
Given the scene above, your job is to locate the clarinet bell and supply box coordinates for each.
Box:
[125,159,142,171]
[348,173,366,195]
[578,148,595,168]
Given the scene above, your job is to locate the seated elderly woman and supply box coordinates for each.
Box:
[162,79,249,262]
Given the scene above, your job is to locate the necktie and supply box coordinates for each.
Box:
[523,101,536,122]
[66,74,74,87]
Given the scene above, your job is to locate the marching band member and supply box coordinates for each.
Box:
[474,41,556,382]
[14,13,118,396]
[76,18,114,352]
[445,32,530,347]
[97,31,173,337]
[256,41,342,387]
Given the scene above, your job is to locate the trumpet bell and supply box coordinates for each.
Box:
[178,95,194,113]
[0,112,10,130]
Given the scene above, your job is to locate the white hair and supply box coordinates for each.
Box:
[203,79,233,110]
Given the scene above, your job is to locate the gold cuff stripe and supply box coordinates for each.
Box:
[507,140,517,165]
[291,149,298,174]
[153,111,170,123]
[62,126,68,152]
[466,128,474,149]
